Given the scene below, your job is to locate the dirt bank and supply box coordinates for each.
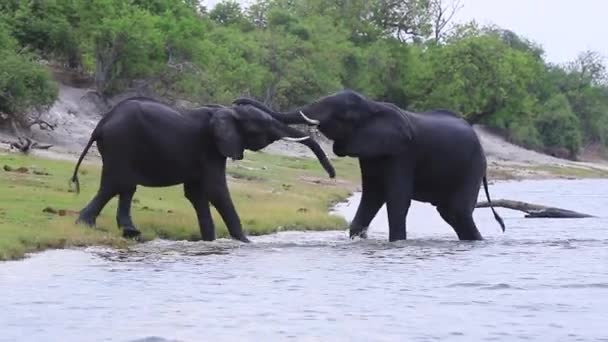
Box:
[474,126,608,179]
[2,82,608,180]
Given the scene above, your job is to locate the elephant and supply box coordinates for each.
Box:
[233,90,505,241]
[70,97,335,242]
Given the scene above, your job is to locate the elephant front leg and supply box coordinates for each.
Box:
[184,182,216,241]
[386,192,411,241]
[350,159,386,239]
[203,168,250,243]
[384,158,413,242]
[350,191,385,239]
[209,191,249,243]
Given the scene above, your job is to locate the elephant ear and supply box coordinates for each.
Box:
[342,101,413,158]
[210,109,244,160]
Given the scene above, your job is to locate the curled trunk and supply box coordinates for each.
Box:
[280,125,335,178]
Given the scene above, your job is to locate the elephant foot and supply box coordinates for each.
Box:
[121,226,142,239]
[76,215,96,228]
[200,230,216,242]
[388,235,407,242]
[231,235,251,243]
[349,228,368,239]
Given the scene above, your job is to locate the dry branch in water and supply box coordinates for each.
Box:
[477,199,594,218]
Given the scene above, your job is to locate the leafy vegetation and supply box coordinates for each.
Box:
[0,22,56,128]
[0,0,607,157]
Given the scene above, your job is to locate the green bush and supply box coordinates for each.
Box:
[536,94,582,156]
[0,24,57,124]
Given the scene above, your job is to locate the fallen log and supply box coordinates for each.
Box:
[2,137,53,154]
[476,199,595,218]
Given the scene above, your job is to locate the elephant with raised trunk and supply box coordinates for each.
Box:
[71,97,335,242]
[234,90,505,241]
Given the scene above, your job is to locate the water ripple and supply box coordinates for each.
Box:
[1,179,608,341]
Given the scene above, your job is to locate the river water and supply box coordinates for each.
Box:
[1,179,608,341]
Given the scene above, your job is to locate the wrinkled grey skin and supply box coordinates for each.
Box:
[234,90,504,241]
[71,97,335,242]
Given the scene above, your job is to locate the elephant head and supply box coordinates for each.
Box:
[209,104,336,178]
[233,90,413,158]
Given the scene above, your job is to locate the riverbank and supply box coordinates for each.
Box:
[3,141,607,261]
[0,150,360,260]
[3,82,608,261]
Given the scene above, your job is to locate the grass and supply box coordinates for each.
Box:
[0,150,360,261]
[529,165,608,178]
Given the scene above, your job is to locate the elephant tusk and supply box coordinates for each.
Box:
[299,111,320,125]
[282,136,310,142]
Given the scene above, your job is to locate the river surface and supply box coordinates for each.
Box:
[1,179,608,342]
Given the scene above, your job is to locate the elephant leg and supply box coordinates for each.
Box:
[437,179,484,241]
[208,186,249,243]
[350,159,386,239]
[184,181,216,241]
[385,191,411,241]
[76,170,117,227]
[384,158,413,242]
[204,165,249,243]
[116,186,140,238]
[437,206,483,241]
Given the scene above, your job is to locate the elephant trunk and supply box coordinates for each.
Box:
[233,98,314,126]
[279,125,335,178]
[297,137,336,178]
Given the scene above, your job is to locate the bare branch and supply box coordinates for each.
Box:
[430,0,463,42]
[27,119,57,131]
[4,137,53,154]
[477,199,594,218]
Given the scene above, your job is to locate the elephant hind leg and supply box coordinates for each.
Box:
[77,169,118,227]
[116,186,140,238]
[437,206,483,241]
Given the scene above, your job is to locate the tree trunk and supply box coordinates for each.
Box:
[476,199,594,218]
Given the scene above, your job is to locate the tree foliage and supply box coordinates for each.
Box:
[0,23,57,127]
[0,0,607,158]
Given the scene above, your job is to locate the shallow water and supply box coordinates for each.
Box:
[1,179,608,342]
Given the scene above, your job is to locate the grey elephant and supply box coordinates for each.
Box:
[234,90,504,241]
[71,97,335,242]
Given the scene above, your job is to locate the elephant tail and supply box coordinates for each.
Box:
[70,129,100,195]
[483,175,506,232]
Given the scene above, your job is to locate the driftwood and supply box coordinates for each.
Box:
[477,199,595,218]
[2,137,53,154]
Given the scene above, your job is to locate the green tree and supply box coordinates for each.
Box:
[0,24,57,128]
[4,0,80,67]
[536,94,582,157]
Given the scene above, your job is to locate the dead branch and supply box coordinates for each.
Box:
[27,119,57,131]
[4,137,53,154]
[431,0,463,42]
[477,199,594,218]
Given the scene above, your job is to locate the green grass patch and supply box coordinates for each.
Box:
[0,150,360,260]
[528,164,608,178]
